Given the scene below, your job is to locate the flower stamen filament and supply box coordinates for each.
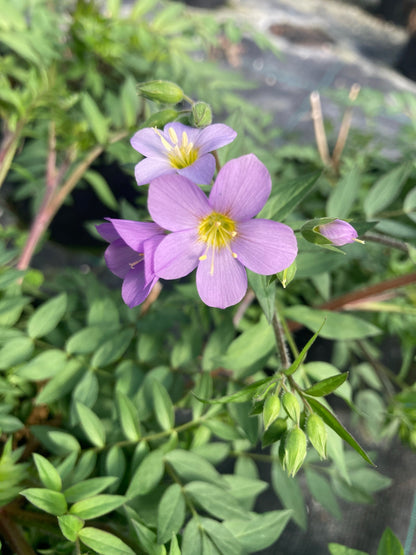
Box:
[198,212,238,275]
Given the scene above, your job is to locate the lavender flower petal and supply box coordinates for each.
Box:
[178,154,216,185]
[233,219,298,274]
[130,127,169,158]
[104,239,137,279]
[319,219,358,246]
[122,266,155,308]
[135,157,174,186]
[96,222,119,242]
[154,230,203,279]
[148,174,211,231]
[209,154,271,221]
[108,219,164,251]
[196,248,247,309]
[195,123,237,155]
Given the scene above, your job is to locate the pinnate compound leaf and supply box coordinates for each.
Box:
[181,518,202,555]
[223,510,292,552]
[130,517,164,555]
[27,293,67,339]
[91,328,134,368]
[33,453,62,492]
[64,476,118,503]
[70,494,126,520]
[79,527,135,555]
[305,397,374,465]
[157,484,186,545]
[169,534,181,555]
[152,380,174,430]
[377,528,404,555]
[75,402,106,448]
[303,373,348,397]
[35,359,85,405]
[58,515,84,542]
[16,349,67,380]
[329,544,369,555]
[126,450,165,499]
[20,488,67,516]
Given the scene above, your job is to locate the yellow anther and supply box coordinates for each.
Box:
[182,132,189,147]
[199,254,207,261]
[354,238,365,244]
[168,127,178,144]
[232,252,238,258]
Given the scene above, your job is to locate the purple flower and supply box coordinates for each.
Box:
[130,122,237,186]
[148,154,298,309]
[96,219,165,308]
[318,219,359,246]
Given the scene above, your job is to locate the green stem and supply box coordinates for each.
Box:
[0,125,24,189]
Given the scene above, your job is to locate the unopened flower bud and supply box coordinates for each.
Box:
[282,392,301,425]
[191,101,213,127]
[138,80,184,104]
[306,413,327,459]
[144,109,179,129]
[283,427,307,476]
[318,219,360,246]
[262,418,287,448]
[263,393,281,431]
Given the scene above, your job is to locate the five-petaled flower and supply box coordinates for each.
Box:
[148,154,298,308]
[319,219,360,246]
[130,122,237,186]
[96,219,165,308]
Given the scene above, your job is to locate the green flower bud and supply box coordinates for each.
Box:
[282,392,301,425]
[262,418,287,448]
[191,101,213,127]
[263,393,281,431]
[306,413,327,460]
[283,427,307,477]
[138,80,184,104]
[144,109,179,129]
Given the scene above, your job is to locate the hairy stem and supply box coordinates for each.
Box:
[272,313,291,370]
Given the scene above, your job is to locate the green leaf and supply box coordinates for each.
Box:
[64,477,118,503]
[305,362,352,402]
[284,323,325,376]
[303,372,348,397]
[223,510,292,552]
[222,475,268,512]
[87,298,119,327]
[126,450,165,499]
[130,517,163,555]
[33,454,62,492]
[305,468,341,518]
[16,349,67,380]
[305,397,374,465]
[326,166,361,219]
[271,446,307,529]
[164,449,224,485]
[200,518,243,555]
[0,337,34,369]
[120,77,139,127]
[328,544,369,555]
[27,293,67,339]
[35,359,85,405]
[58,514,84,542]
[157,484,186,545]
[218,315,275,376]
[81,93,109,144]
[116,391,141,441]
[364,162,412,217]
[404,186,416,223]
[284,306,381,340]
[20,488,67,516]
[75,402,106,448]
[66,325,117,355]
[259,173,320,221]
[70,494,126,520]
[79,527,135,555]
[247,271,275,324]
[184,481,247,520]
[84,170,117,210]
[152,380,174,431]
[181,518,202,555]
[193,376,272,405]
[0,296,31,327]
[30,426,81,456]
[91,328,134,368]
[377,528,404,555]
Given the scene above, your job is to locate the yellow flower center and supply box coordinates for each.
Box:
[155,127,199,169]
[197,212,238,275]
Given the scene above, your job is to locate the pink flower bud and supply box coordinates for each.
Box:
[318,219,359,246]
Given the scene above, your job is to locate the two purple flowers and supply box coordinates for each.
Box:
[97,122,356,309]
